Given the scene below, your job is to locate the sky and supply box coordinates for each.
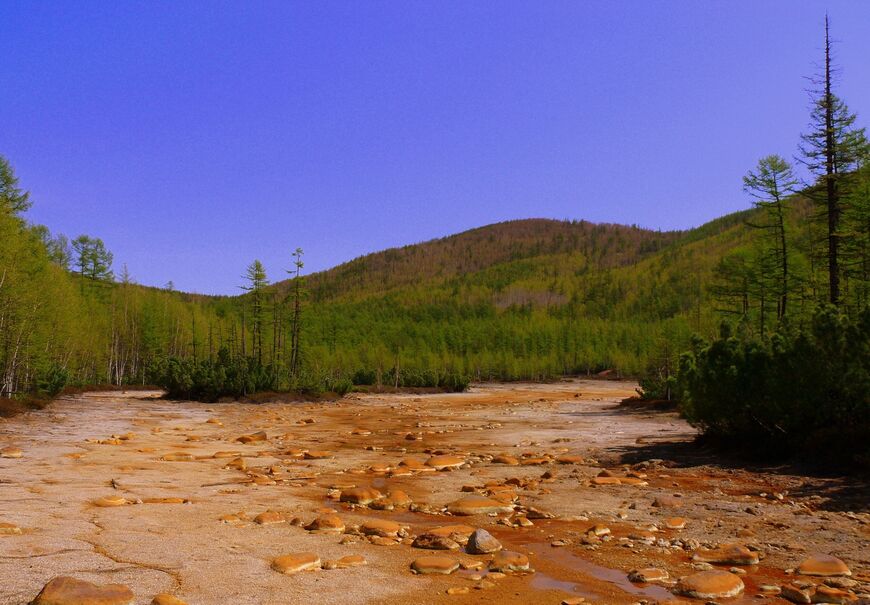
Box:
[2,1,869,294]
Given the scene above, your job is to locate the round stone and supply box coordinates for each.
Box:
[491,454,519,465]
[411,555,460,575]
[797,554,851,577]
[674,570,745,599]
[425,455,466,470]
[31,576,134,605]
[339,487,383,505]
[271,552,321,574]
[305,514,345,533]
[489,550,531,572]
[253,510,287,525]
[446,495,514,516]
[664,517,687,529]
[361,519,402,538]
[466,528,502,554]
[692,544,760,566]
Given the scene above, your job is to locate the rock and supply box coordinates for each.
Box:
[466,528,502,554]
[0,446,23,458]
[224,457,246,471]
[673,570,744,599]
[556,455,584,465]
[339,487,383,505]
[425,455,466,470]
[0,521,22,534]
[92,495,130,507]
[812,585,857,604]
[491,454,519,465]
[428,525,475,544]
[653,495,683,508]
[798,554,852,577]
[411,555,460,575]
[253,510,287,525]
[561,599,586,605]
[151,595,187,605]
[305,514,345,533]
[31,577,134,605]
[446,495,514,516]
[692,544,760,565]
[142,498,188,505]
[586,524,610,536]
[370,490,412,510]
[236,431,267,444]
[590,476,622,485]
[160,452,194,462]
[782,584,813,604]
[361,519,403,538]
[447,587,470,595]
[628,568,669,583]
[489,550,531,572]
[304,450,332,459]
[412,533,461,550]
[334,555,367,568]
[664,517,687,529]
[271,552,321,574]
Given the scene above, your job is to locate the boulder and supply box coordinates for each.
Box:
[31,577,134,605]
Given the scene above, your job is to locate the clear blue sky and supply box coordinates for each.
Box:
[2,1,869,294]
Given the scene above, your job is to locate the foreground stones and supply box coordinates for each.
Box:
[271,552,321,574]
[151,595,188,605]
[31,576,134,605]
[674,570,745,599]
[446,495,514,516]
[0,446,23,458]
[466,528,502,554]
[410,555,460,575]
[797,554,852,577]
[490,550,532,572]
[692,544,760,566]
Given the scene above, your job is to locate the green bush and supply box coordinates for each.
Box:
[678,307,870,463]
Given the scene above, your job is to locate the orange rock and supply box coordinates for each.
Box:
[411,555,460,575]
[340,487,383,505]
[271,552,321,574]
[160,452,194,462]
[92,495,130,507]
[425,455,466,470]
[253,510,287,525]
[31,577,134,605]
[692,544,760,566]
[590,476,622,485]
[151,595,188,605]
[361,519,403,538]
[0,521,22,534]
[798,554,852,577]
[236,431,267,444]
[1,446,23,458]
[305,514,345,533]
[489,550,531,572]
[491,454,519,465]
[446,495,513,516]
[674,570,744,599]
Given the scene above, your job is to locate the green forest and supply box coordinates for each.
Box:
[1,19,868,461]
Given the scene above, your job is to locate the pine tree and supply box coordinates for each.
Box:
[0,156,31,215]
[241,260,268,364]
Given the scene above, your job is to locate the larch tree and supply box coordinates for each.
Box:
[743,155,798,321]
[0,156,31,216]
[288,248,304,379]
[798,15,868,306]
[242,260,269,365]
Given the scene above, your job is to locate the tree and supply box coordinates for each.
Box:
[71,235,114,283]
[798,15,869,306]
[743,155,798,320]
[0,156,31,215]
[241,260,268,364]
[288,248,304,379]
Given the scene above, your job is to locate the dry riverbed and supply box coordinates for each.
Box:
[0,380,868,605]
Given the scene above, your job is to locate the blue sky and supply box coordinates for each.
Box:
[2,1,869,294]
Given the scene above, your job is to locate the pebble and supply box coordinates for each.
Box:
[271,552,321,574]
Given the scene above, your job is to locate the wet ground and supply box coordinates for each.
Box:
[0,380,868,604]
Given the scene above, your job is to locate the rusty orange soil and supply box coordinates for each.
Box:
[0,381,867,604]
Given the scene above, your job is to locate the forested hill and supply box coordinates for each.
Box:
[277,219,683,302]
[1,146,861,400]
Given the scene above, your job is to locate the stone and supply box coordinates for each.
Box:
[0,446,23,458]
[653,495,683,508]
[236,431,268,444]
[224,457,246,470]
[0,521,22,534]
[466,528,502,554]
[628,568,669,583]
[142,497,188,504]
[798,554,852,577]
[151,595,188,605]
[590,476,622,485]
[491,454,519,465]
[556,455,584,465]
[411,555,460,575]
[253,510,287,525]
[489,550,531,572]
[428,525,475,544]
[305,514,345,533]
[92,495,130,507]
[426,455,466,470]
[31,576,135,605]
[447,587,470,595]
[212,450,241,458]
[340,487,383,505]
[812,585,857,604]
[664,517,687,529]
[334,555,367,568]
[412,533,461,550]
[692,544,760,566]
[304,450,332,459]
[673,570,744,599]
[370,490,412,510]
[361,519,403,538]
[160,452,194,462]
[271,552,321,574]
[781,584,813,604]
[446,495,513,516]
